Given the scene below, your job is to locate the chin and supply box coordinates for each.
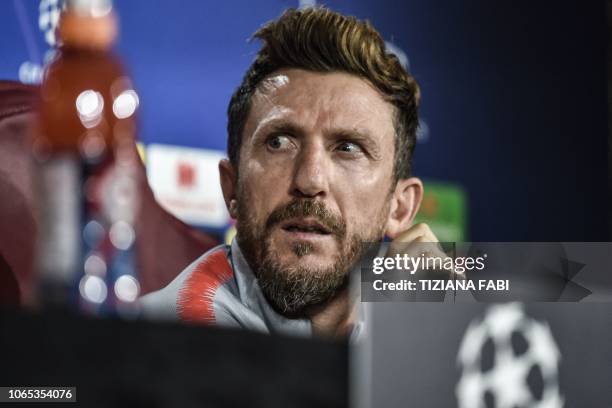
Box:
[275,248,335,270]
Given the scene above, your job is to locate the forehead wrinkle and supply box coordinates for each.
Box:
[251,105,295,141]
[316,96,395,150]
[314,81,392,125]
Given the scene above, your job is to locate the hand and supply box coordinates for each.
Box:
[388,222,442,256]
[387,223,464,280]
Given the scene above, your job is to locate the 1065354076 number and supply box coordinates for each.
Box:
[1,387,76,402]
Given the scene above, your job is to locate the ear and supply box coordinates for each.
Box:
[219,159,238,219]
[385,177,424,239]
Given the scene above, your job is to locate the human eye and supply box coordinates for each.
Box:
[266,134,294,151]
[336,141,364,155]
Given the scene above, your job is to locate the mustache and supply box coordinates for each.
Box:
[265,199,346,237]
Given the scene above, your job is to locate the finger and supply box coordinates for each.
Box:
[393,223,437,243]
[395,235,443,258]
[388,224,439,258]
[404,238,467,281]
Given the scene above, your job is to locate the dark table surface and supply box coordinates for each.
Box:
[0,307,348,407]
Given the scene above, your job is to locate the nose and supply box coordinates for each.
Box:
[290,142,329,199]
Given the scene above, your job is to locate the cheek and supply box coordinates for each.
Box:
[239,159,291,221]
[333,172,392,232]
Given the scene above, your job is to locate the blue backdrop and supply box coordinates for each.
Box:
[1,0,609,241]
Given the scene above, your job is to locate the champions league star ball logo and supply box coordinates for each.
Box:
[456,303,564,408]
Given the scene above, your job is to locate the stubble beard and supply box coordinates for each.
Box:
[235,186,389,318]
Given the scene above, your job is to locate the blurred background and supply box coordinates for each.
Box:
[1,0,610,243]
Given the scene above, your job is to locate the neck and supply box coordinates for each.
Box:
[307,289,355,338]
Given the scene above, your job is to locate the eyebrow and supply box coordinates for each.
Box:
[260,121,304,138]
[258,119,377,143]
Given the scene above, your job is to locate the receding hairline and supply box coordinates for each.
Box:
[252,67,399,105]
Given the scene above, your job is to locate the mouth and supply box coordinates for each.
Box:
[280,218,333,236]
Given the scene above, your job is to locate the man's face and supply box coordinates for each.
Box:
[231,68,397,315]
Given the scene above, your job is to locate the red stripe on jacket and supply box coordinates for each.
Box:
[177,248,234,324]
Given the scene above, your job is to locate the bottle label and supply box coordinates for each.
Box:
[35,154,81,285]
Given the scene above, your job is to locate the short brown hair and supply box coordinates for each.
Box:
[227,7,420,181]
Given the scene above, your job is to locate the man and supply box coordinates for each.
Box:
[141,7,440,337]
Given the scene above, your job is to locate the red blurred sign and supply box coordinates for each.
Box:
[177,161,197,189]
